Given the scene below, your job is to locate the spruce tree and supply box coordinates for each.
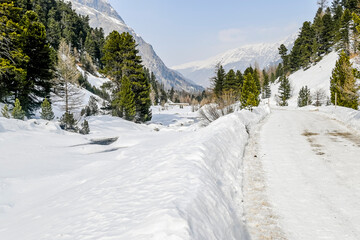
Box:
[102,31,151,122]
[297,86,312,107]
[262,71,271,99]
[212,63,226,98]
[223,69,237,92]
[19,10,53,115]
[1,104,10,118]
[278,44,289,73]
[338,9,352,54]
[80,120,90,135]
[240,73,260,110]
[330,51,359,109]
[113,76,136,121]
[12,98,25,120]
[40,98,55,120]
[277,76,291,106]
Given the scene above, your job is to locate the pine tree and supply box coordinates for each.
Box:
[102,31,151,122]
[330,51,359,109]
[19,10,54,115]
[40,98,55,120]
[240,73,260,110]
[223,69,237,92]
[88,96,98,115]
[297,86,312,107]
[277,76,291,106]
[262,71,271,99]
[1,104,10,118]
[338,9,352,54]
[12,98,25,120]
[60,112,76,131]
[212,63,226,98]
[278,44,289,73]
[113,76,136,121]
[80,120,90,135]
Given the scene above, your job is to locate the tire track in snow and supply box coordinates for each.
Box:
[242,114,287,240]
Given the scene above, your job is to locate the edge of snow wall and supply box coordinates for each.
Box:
[179,105,270,240]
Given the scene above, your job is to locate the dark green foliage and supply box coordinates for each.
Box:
[338,9,352,54]
[40,98,55,120]
[169,87,175,101]
[112,76,136,120]
[330,51,359,109]
[223,69,237,92]
[102,31,151,122]
[240,73,260,110]
[12,98,25,120]
[1,104,10,118]
[212,63,226,98]
[277,76,291,106]
[262,70,271,99]
[297,86,312,107]
[60,112,76,131]
[80,120,90,135]
[19,10,53,115]
[278,44,289,74]
[88,96,99,115]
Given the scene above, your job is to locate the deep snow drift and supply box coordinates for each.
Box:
[0,104,269,240]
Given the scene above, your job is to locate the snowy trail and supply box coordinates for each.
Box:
[247,109,360,239]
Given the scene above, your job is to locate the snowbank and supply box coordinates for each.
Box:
[0,105,270,240]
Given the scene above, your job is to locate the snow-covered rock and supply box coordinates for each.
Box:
[68,0,203,92]
[172,34,297,88]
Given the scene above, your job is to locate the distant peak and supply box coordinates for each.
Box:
[69,0,124,23]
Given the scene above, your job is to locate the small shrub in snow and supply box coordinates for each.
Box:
[12,99,25,120]
[312,89,327,106]
[1,104,10,118]
[79,120,90,135]
[40,98,55,120]
[60,112,77,132]
[276,76,291,106]
[297,86,312,107]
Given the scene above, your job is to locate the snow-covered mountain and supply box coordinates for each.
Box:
[172,34,297,88]
[68,0,203,92]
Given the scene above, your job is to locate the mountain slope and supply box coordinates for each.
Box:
[68,0,202,92]
[173,34,297,88]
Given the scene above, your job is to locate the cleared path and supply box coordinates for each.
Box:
[244,109,360,240]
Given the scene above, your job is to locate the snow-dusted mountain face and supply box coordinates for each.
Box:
[172,34,297,88]
[68,0,202,92]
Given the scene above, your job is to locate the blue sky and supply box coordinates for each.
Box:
[108,0,319,66]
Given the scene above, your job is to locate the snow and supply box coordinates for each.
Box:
[172,33,297,88]
[77,66,109,89]
[0,103,270,240]
[270,51,339,107]
[252,109,360,239]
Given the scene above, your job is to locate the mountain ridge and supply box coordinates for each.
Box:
[172,34,297,88]
[68,0,203,92]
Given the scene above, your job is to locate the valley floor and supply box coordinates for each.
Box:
[244,108,360,240]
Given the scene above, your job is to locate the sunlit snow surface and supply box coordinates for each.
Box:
[0,103,269,240]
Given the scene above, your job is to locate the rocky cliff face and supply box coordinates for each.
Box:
[69,0,203,92]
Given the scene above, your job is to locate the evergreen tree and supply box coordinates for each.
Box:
[102,31,151,122]
[40,97,54,120]
[297,86,312,107]
[262,71,271,99]
[19,10,54,115]
[88,96,99,115]
[330,51,359,109]
[240,73,260,110]
[60,112,76,131]
[223,69,237,92]
[278,44,289,73]
[320,8,334,54]
[1,104,10,118]
[212,63,226,98]
[113,76,136,121]
[338,9,352,54]
[277,76,291,106]
[12,98,25,120]
[80,120,90,135]
[235,70,244,90]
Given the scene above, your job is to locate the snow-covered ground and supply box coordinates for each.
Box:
[0,104,270,240]
[245,108,360,240]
